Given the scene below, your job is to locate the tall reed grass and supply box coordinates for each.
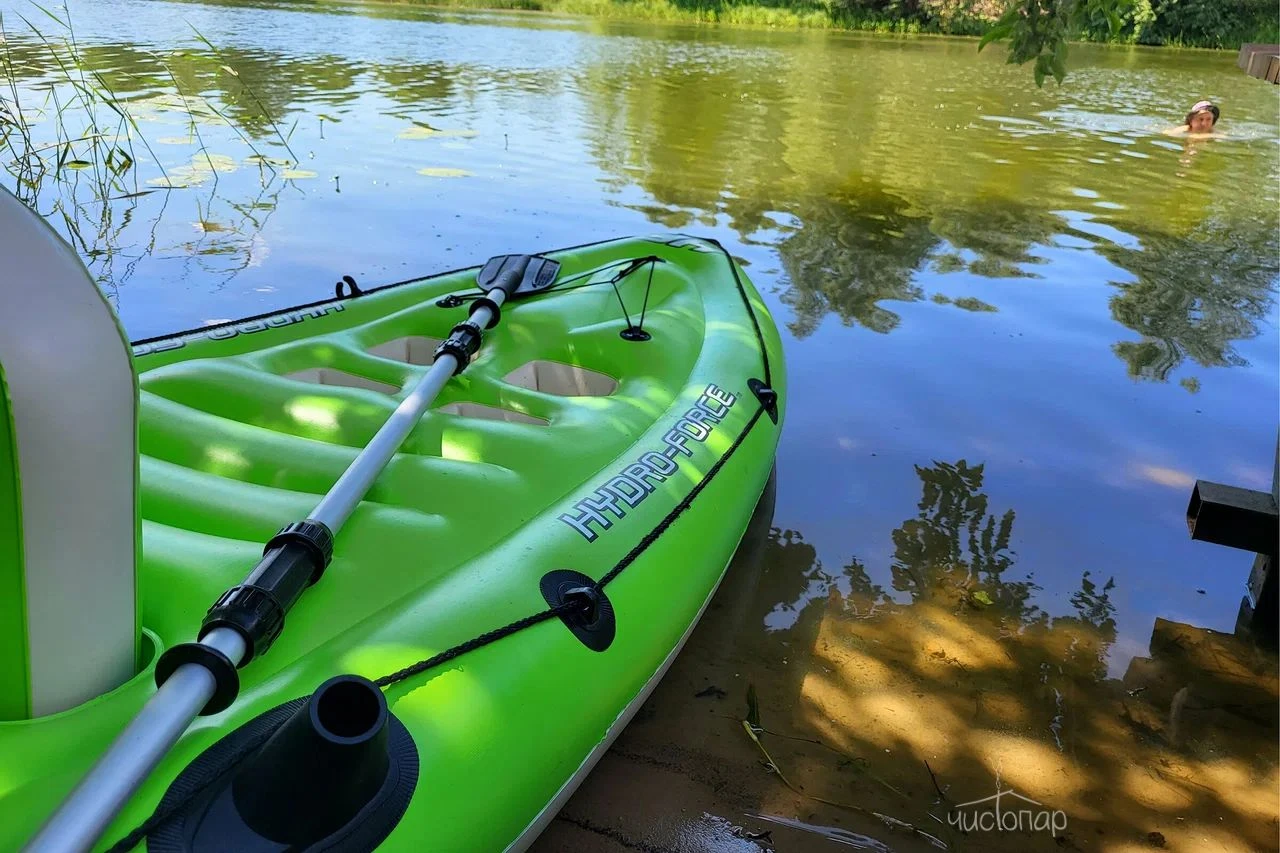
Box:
[0,2,297,293]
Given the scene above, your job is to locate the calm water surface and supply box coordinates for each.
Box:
[2,0,1277,847]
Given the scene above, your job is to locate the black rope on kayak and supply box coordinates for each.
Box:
[524,256,661,304]
[371,602,579,688]
[595,403,766,591]
[702,237,771,388]
[636,260,655,332]
[606,271,636,331]
[614,257,660,341]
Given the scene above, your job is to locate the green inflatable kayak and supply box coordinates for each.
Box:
[0,186,785,852]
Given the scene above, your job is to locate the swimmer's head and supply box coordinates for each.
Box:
[1186,100,1220,133]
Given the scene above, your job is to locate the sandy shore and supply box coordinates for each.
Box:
[532,475,1279,852]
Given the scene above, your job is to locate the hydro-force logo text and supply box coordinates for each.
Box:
[559,384,738,542]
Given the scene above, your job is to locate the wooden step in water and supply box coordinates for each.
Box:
[1237,43,1280,82]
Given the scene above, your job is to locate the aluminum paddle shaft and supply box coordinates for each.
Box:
[24,628,247,853]
[24,271,525,853]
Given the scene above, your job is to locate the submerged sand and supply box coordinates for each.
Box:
[532,475,1279,853]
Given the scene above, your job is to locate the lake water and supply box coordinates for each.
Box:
[2,0,1277,849]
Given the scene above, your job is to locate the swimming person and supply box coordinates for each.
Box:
[1165,100,1222,136]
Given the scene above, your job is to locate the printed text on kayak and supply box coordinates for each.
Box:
[558,384,738,542]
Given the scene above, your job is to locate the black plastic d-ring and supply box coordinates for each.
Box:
[335,275,363,299]
[748,377,778,424]
[540,570,616,652]
[155,641,241,716]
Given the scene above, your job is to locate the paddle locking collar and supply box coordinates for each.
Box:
[434,318,485,375]
[155,519,334,714]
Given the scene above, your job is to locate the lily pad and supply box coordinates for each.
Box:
[398,126,479,140]
[245,154,293,167]
[157,136,195,145]
[191,153,237,173]
[281,169,318,179]
[145,161,218,188]
[129,93,226,125]
[146,168,205,188]
[417,167,473,178]
[63,160,93,170]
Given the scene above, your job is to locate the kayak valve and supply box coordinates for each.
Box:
[146,674,420,852]
[232,675,392,845]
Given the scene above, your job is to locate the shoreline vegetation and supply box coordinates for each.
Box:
[345,0,1279,50]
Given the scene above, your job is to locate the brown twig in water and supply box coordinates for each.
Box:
[922,760,967,852]
[740,721,947,849]
[924,760,949,803]
[718,713,909,800]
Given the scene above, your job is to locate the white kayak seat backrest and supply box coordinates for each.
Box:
[0,186,139,719]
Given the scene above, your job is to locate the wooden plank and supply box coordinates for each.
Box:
[1238,43,1280,68]
[1267,56,1280,84]
[1246,50,1278,78]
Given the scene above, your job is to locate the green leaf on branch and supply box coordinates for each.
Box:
[982,0,1104,85]
[1051,38,1069,82]
[1050,53,1067,83]
[1034,54,1049,87]
[979,8,1019,51]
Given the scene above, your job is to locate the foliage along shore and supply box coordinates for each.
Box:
[358,0,1278,49]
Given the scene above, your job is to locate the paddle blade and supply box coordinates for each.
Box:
[477,254,559,297]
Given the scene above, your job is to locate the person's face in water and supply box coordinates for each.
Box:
[1189,110,1216,133]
